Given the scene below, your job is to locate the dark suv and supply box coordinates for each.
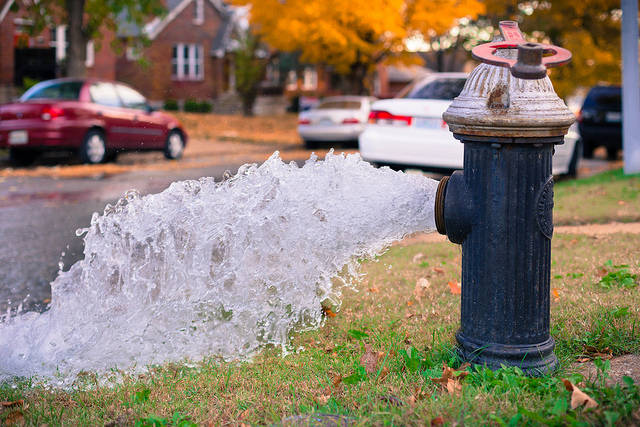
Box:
[578,85,622,159]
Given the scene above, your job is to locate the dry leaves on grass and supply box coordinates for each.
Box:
[360,344,390,381]
[431,363,470,396]
[552,287,560,301]
[576,345,613,363]
[1,400,28,427]
[448,280,461,295]
[562,379,598,409]
[413,278,430,299]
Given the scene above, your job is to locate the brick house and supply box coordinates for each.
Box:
[117,0,239,103]
[0,0,238,104]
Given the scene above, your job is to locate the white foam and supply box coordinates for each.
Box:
[0,151,438,384]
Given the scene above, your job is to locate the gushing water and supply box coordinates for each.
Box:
[0,152,438,383]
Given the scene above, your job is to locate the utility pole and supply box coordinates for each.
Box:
[622,0,640,174]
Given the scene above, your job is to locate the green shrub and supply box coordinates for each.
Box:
[163,98,179,111]
[184,99,212,113]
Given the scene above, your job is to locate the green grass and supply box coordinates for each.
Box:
[555,168,640,225]
[1,169,640,426]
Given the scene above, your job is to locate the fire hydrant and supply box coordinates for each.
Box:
[434,21,575,374]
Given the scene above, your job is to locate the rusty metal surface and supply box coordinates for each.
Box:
[444,26,575,139]
[472,21,572,78]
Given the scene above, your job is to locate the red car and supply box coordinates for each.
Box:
[0,78,187,166]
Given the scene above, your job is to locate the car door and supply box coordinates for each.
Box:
[88,82,136,149]
[115,84,167,149]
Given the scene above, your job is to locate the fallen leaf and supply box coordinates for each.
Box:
[580,345,613,361]
[595,267,608,278]
[4,410,24,426]
[552,287,560,301]
[569,238,578,245]
[405,312,415,319]
[563,379,598,409]
[379,395,403,406]
[618,200,628,205]
[316,394,331,405]
[577,357,591,363]
[413,278,430,299]
[448,280,461,294]
[330,372,343,388]
[324,345,334,353]
[431,416,445,426]
[412,253,425,263]
[321,306,337,318]
[433,267,445,275]
[378,365,390,382]
[1,400,24,408]
[431,363,468,396]
[368,288,380,293]
[360,344,383,375]
[406,301,414,306]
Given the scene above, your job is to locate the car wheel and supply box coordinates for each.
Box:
[164,130,185,160]
[80,130,107,164]
[582,140,594,159]
[9,148,37,167]
[304,139,319,150]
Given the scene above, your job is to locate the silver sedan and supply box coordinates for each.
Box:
[297,96,377,149]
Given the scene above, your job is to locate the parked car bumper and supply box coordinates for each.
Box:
[359,123,580,176]
[298,124,365,141]
[577,123,621,148]
[358,125,464,170]
[0,119,83,149]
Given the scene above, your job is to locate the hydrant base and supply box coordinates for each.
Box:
[456,330,558,376]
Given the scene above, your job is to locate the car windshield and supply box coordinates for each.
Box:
[21,81,83,101]
[583,87,621,109]
[397,78,466,100]
[316,100,361,110]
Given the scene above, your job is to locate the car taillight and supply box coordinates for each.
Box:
[368,110,412,126]
[342,117,360,124]
[298,118,310,125]
[41,106,65,120]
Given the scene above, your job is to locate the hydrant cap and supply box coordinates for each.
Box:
[443,23,575,139]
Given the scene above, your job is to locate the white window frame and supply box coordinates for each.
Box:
[302,66,317,90]
[85,40,95,68]
[286,69,297,90]
[171,43,204,81]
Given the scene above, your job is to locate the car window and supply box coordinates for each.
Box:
[316,101,361,109]
[21,81,82,101]
[89,82,122,107]
[115,84,148,110]
[583,87,621,109]
[398,78,466,100]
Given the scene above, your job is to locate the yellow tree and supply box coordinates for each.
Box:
[231,0,484,94]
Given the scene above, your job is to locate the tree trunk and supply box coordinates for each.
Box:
[65,0,88,78]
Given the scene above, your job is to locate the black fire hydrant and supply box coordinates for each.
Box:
[434,21,575,374]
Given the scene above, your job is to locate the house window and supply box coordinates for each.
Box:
[126,43,142,61]
[266,59,280,84]
[49,25,92,67]
[193,0,204,24]
[171,43,204,81]
[302,66,317,90]
[286,70,297,90]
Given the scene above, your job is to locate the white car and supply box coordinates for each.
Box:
[359,73,580,176]
[297,96,378,149]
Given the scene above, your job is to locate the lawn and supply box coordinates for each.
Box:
[1,166,639,426]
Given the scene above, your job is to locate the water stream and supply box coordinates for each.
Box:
[0,151,438,384]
